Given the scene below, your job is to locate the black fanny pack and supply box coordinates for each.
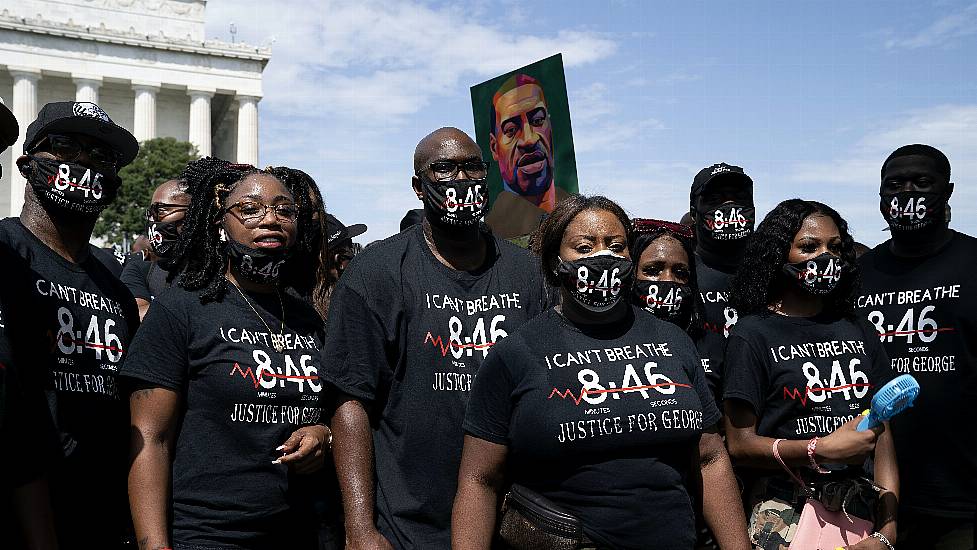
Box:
[498,484,594,550]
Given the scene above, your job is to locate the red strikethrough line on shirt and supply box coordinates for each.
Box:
[549,382,693,406]
[782,383,873,407]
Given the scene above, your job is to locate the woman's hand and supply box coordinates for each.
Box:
[817,416,882,464]
[275,424,331,474]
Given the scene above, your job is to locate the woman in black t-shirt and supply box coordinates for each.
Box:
[122,158,331,550]
[723,199,898,549]
[453,196,749,550]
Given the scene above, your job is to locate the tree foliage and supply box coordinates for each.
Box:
[94,137,197,243]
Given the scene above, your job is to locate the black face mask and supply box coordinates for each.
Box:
[420,176,488,228]
[632,280,693,326]
[880,191,947,233]
[27,156,119,215]
[226,238,289,285]
[556,251,634,313]
[782,252,844,296]
[147,220,181,259]
[696,201,755,247]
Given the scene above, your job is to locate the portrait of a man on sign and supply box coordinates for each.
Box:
[490,74,558,212]
[472,54,579,239]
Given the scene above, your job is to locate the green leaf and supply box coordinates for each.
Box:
[94,137,197,243]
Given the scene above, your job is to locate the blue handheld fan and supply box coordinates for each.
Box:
[856,374,920,431]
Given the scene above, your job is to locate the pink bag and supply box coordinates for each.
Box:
[772,439,873,549]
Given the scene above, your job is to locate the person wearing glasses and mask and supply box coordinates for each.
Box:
[0,101,140,549]
[453,195,748,550]
[323,127,547,549]
[723,200,898,550]
[688,163,757,404]
[120,178,191,319]
[122,158,332,550]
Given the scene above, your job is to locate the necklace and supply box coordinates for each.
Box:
[231,280,286,353]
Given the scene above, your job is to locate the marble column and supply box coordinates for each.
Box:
[8,67,41,217]
[236,95,259,166]
[187,88,214,158]
[132,82,160,143]
[73,75,102,104]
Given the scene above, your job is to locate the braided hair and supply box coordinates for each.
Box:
[172,157,266,303]
[264,166,330,319]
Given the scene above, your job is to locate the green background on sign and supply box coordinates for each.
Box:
[470,53,579,207]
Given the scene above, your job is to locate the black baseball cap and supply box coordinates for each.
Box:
[0,96,17,149]
[24,101,139,166]
[325,213,367,247]
[689,162,753,207]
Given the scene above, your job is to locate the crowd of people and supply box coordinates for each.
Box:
[0,97,972,550]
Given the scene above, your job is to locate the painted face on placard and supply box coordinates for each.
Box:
[490,82,554,202]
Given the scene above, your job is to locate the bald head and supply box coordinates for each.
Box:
[413,127,482,174]
[151,178,190,204]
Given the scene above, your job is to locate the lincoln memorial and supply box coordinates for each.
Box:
[0,0,270,217]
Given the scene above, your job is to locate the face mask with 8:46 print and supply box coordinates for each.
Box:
[556,250,634,313]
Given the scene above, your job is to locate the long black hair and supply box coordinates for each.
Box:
[630,219,705,338]
[730,199,860,318]
[531,194,632,287]
[172,157,319,303]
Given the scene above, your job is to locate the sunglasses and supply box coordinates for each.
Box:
[32,134,122,171]
[632,218,694,240]
[421,160,490,182]
[225,200,299,227]
[146,202,189,222]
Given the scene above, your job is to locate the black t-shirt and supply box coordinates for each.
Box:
[857,232,977,518]
[0,217,138,546]
[120,284,325,549]
[321,225,547,549]
[693,253,738,401]
[723,312,891,441]
[120,256,170,301]
[465,306,720,550]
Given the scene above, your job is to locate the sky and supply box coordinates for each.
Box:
[205,0,977,246]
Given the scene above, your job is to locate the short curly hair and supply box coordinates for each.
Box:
[730,199,860,318]
[531,194,632,287]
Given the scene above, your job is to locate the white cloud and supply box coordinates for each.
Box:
[204,0,618,242]
[208,0,616,121]
[788,104,977,244]
[569,82,667,154]
[885,3,977,49]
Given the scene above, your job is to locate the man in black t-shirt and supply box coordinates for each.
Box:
[857,144,977,548]
[323,127,547,549]
[0,93,62,550]
[2,101,140,549]
[688,162,756,401]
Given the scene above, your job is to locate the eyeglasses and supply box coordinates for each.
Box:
[32,134,122,171]
[421,160,490,182]
[146,202,189,222]
[225,200,299,226]
[632,218,694,240]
